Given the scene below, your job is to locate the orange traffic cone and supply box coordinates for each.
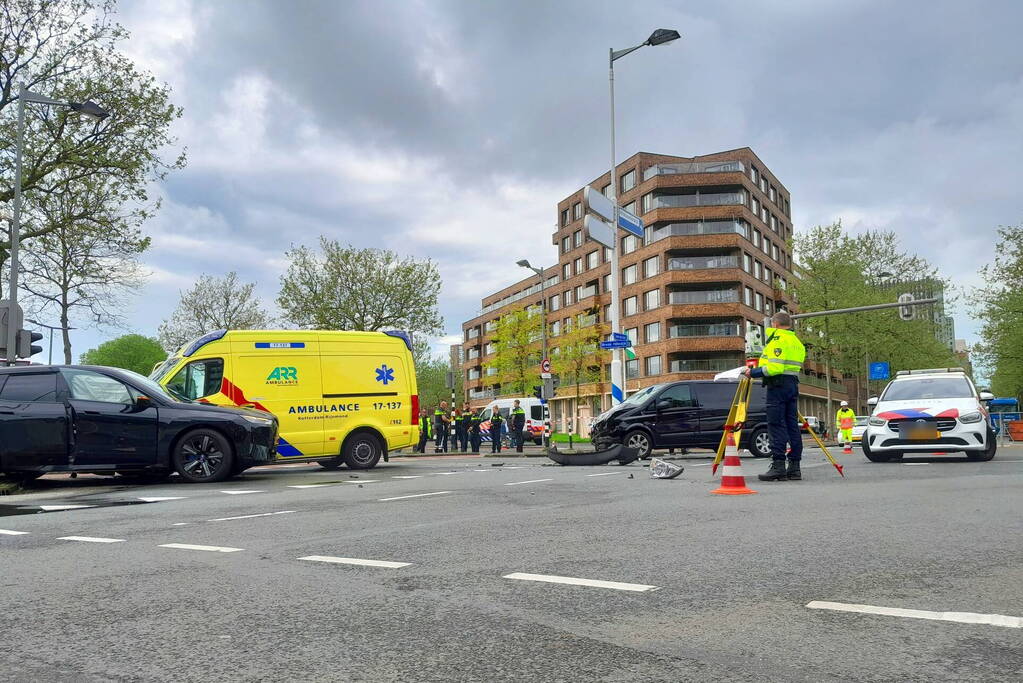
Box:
[712,432,757,496]
[843,444,852,455]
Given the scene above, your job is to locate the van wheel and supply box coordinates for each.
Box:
[318,458,343,470]
[173,429,235,483]
[624,430,652,459]
[342,431,383,470]
[748,427,772,457]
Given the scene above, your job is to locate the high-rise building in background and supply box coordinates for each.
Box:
[461,148,851,434]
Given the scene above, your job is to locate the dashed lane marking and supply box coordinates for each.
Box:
[219,490,264,495]
[0,529,29,535]
[585,472,622,477]
[158,543,243,553]
[806,601,1022,628]
[138,497,186,502]
[208,511,295,522]
[378,491,451,502]
[391,475,422,479]
[287,484,334,489]
[504,479,553,486]
[343,479,379,484]
[39,504,95,511]
[298,556,411,568]
[58,536,125,543]
[503,572,659,593]
[904,463,930,466]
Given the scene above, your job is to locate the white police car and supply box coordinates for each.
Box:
[862,368,995,462]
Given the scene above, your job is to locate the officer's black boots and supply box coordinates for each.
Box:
[786,460,802,480]
[758,459,788,481]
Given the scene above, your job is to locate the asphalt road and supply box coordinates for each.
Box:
[2,446,1021,682]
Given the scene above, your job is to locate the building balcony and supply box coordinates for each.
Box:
[667,255,738,271]
[668,288,740,305]
[468,387,496,400]
[668,322,742,338]
[642,160,745,181]
[647,190,746,211]
[668,357,742,373]
[799,374,847,393]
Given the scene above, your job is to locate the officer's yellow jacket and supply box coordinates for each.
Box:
[751,327,806,379]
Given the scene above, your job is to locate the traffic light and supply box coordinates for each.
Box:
[532,385,543,400]
[17,329,43,358]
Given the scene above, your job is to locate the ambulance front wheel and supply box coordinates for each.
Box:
[342,431,383,470]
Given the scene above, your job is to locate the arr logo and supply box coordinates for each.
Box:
[266,366,298,385]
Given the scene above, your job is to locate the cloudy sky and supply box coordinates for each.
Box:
[59,0,1023,362]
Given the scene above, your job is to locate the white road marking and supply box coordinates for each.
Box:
[0,529,29,535]
[343,479,378,484]
[287,484,334,489]
[298,555,411,568]
[378,491,451,502]
[172,523,189,526]
[503,572,659,593]
[807,600,1021,628]
[585,472,622,477]
[208,510,295,522]
[138,496,185,502]
[158,543,243,553]
[219,490,264,495]
[472,469,493,472]
[58,536,125,543]
[391,475,422,479]
[689,463,714,467]
[504,478,553,486]
[904,463,930,466]
[504,466,528,469]
[39,504,94,511]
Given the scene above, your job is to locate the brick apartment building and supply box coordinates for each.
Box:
[460,148,851,435]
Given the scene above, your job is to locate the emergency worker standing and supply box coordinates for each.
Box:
[510,399,526,452]
[452,408,464,453]
[434,401,450,453]
[460,403,472,451]
[416,408,432,453]
[467,409,483,454]
[743,311,807,481]
[489,410,505,453]
[836,401,856,453]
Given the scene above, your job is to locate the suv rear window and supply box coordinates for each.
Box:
[883,377,973,401]
[0,373,57,402]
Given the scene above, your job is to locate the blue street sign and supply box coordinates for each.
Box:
[611,332,629,342]
[617,208,644,238]
[600,340,632,350]
[869,362,890,380]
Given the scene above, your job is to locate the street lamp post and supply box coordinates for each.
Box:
[607,28,680,406]
[7,84,109,366]
[25,319,75,365]
[518,259,549,454]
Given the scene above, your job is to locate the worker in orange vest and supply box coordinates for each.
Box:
[836,401,856,454]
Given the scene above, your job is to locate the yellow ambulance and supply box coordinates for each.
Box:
[150,330,419,469]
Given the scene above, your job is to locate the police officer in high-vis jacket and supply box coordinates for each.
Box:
[467,408,483,454]
[743,311,807,481]
[489,410,505,453]
[416,408,432,453]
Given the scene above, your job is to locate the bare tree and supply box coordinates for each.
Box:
[158,272,274,352]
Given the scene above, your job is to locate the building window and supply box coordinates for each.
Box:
[643,255,659,278]
[485,343,494,354]
[760,176,768,193]
[744,286,753,306]
[562,263,571,280]
[755,292,764,312]
[645,322,661,343]
[621,169,636,192]
[624,201,637,215]
[622,264,638,285]
[603,304,610,321]
[761,206,769,223]
[574,257,583,275]
[646,355,662,376]
[743,253,752,273]
[750,165,759,183]
[622,234,639,254]
[549,295,561,312]
[754,260,763,280]
[752,197,760,216]
[770,214,778,232]
[603,246,612,262]
[765,299,773,316]
[586,251,599,270]
[772,243,780,262]
[603,274,610,291]
[623,296,638,316]
[573,202,582,219]
[769,185,777,203]
[625,358,639,379]
[644,288,660,310]
[641,192,653,213]
[625,327,638,344]
[765,267,773,285]
[575,285,584,301]
[561,236,571,254]
[762,237,770,255]
[561,209,569,226]
[564,289,574,306]
[602,183,611,197]
[753,230,761,249]
[573,229,582,247]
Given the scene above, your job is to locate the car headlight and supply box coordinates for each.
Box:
[958,411,983,424]
[243,415,274,426]
[868,417,887,427]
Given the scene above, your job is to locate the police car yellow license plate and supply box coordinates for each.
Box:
[901,423,939,440]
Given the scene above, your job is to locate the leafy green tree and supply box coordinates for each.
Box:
[415,355,462,411]
[80,334,166,375]
[0,0,185,289]
[973,223,1023,397]
[159,272,274,352]
[484,308,542,396]
[554,314,608,435]
[278,239,443,340]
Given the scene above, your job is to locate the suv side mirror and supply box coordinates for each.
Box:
[135,395,153,411]
[979,391,994,401]
[867,397,878,406]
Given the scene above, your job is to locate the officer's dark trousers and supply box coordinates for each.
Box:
[512,427,524,452]
[436,426,448,452]
[490,427,502,452]
[470,432,481,453]
[416,430,429,453]
[766,376,802,462]
[457,425,468,452]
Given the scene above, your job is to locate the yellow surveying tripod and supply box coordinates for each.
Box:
[711,329,845,477]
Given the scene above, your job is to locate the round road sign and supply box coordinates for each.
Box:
[541,358,551,373]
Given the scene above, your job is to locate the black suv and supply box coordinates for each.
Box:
[0,365,277,484]
[589,380,771,458]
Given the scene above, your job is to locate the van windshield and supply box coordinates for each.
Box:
[150,357,179,382]
[622,385,659,406]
